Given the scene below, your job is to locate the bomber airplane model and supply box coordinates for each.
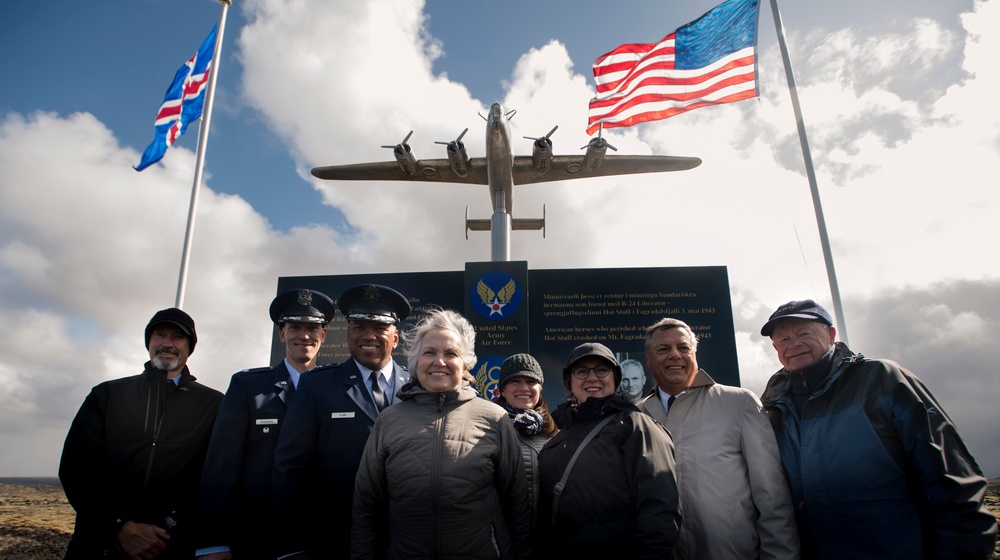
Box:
[311,103,702,261]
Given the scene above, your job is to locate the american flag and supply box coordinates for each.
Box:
[135,24,218,171]
[586,0,759,135]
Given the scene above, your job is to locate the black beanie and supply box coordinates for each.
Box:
[144,308,197,353]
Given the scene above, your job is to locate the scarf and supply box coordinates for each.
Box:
[498,401,544,438]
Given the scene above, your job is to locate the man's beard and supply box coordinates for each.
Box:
[152,352,180,372]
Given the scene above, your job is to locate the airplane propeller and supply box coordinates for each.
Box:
[435,128,469,149]
[382,130,414,153]
[581,128,617,171]
[581,127,617,152]
[382,131,418,175]
[526,126,558,174]
[523,126,558,148]
[436,128,471,177]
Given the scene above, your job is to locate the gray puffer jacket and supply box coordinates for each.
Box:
[351,380,532,560]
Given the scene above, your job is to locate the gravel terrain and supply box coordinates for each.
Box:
[2,479,998,559]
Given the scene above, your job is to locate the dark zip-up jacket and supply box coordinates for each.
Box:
[59,362,223,559]
[761,342,998,559]
[535,394,681,559]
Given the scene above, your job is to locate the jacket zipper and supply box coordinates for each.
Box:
[142,370,168,493]
[430,392,446,560]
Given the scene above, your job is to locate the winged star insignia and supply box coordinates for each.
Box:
[473,360,501,400]
[477,279,516,317]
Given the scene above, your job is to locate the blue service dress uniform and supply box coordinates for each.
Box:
[271,358,409,559]
[195,361,297,560]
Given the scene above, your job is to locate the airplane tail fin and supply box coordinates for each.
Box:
[465,205,545,239]
[511,218,545,232]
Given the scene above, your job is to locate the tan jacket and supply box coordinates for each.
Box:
[639,369,799,560]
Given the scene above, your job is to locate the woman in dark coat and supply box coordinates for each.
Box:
[535,342,681,559]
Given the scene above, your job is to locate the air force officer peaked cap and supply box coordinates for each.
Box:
[338,284,411,324]
[269,289,336,325]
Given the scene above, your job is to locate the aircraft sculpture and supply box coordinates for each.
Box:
[311,103,702,261]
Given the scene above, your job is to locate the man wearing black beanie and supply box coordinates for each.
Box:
[59,307,222,560]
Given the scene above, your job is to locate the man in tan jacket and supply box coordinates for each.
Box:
[638,317,799,559]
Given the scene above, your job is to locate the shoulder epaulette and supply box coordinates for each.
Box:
[308,362,343,373]
[237,366,273,375]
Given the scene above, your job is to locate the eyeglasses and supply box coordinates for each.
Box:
[571,365,613,380]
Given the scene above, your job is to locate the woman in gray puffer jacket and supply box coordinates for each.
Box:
[351,309,532,560]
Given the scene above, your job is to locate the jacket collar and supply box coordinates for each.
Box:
[397,378,478,405]
[760,342,862,406]
[143,361,194,386]
[552,393,635,428]
[687,368,716,390]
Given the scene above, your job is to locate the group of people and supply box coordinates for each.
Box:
[59,284,998,560]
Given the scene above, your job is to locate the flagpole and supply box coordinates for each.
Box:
[767,0,850,345]
[175,0,232,309]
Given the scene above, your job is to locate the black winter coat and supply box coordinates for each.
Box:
[535,394,680,559]
[59,363,222,559]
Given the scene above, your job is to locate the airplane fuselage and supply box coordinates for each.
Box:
[486,103,515,214]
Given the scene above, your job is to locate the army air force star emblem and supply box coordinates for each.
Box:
[470,271,522,321]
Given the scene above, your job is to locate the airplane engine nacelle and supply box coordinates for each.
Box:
[583,137,609,171]
[446,141,471,177]
[393,144,418,175]
[531,137,553,174]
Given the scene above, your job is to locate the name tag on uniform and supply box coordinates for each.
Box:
[331,412,356,419]
[256,419,278,425]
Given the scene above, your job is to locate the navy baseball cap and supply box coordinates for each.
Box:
[760,299,834,337]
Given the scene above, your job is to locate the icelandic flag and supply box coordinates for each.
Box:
[135,24,218,171]
[587,0,759,134]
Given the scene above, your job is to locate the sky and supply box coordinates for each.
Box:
[1,0,997,478]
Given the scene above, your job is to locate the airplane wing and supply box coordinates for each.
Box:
[511,154,702,185]
[311,159,490,185]
[312,154,701,186]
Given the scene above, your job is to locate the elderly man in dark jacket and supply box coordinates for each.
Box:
[59,308,223,560]
[760,299,998,560]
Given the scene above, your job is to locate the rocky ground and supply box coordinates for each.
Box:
[0,482,75,559]
[1,479,999,559]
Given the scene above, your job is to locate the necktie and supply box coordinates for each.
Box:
[666,395,676,415]
[370,370,386,412]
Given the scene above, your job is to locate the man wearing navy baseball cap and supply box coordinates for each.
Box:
[759,299,997,559]
[196,289,335,560]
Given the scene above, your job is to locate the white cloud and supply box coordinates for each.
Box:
[1,0,998,480]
